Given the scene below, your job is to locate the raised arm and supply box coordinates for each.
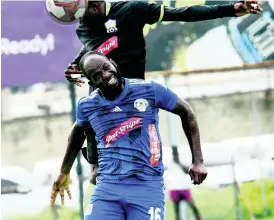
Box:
[162,1,263,22]
[133,0,263,24]
[162,4,235,22]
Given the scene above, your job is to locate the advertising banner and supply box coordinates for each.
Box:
[1,1,81,87]
[2,1,273,87]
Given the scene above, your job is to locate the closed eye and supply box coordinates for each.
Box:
[103,63,110,71]
[92,72,101,81]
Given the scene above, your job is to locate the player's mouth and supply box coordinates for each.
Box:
[106,75,118,87]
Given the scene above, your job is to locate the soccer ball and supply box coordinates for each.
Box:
[45,0,88,24]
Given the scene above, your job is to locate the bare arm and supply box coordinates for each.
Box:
[171,98,203,164]
[60,122,86,174]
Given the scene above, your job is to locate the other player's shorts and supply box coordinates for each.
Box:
[84,176,165,220]
[169,189,192,203]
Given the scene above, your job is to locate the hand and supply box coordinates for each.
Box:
[188,163,208,185]
[234,0,263,17]
[50,173,72,206]
[65,64,85,87]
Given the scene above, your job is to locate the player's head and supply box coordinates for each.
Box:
[79,51,122,90]
[82,1,105,20]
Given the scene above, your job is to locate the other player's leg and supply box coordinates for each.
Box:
[169,190,183,220]
[180,189,202,220]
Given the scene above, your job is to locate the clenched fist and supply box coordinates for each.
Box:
[65,64,85,87]
[188,163,208,185]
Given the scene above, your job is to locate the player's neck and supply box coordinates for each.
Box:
[100,79,125,101]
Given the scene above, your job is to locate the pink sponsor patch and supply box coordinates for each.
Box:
[148,124,161,166]
[96,36,118,55]
[104,117,142,147]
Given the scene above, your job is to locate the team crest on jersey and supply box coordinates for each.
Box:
[134,98,148,112]
[104,19,118,33]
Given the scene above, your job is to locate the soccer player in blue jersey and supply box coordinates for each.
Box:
[51,51,207,219]
[64,0,263,184]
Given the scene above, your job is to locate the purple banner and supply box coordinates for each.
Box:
[1,2,82,87]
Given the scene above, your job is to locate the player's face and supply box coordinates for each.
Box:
[86,55,121,90]
[84,1,105,18]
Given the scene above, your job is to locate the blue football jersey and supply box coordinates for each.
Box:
[76,78,178,181]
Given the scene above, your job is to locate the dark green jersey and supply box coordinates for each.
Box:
[71,1,235,79]
[75,1,235,165]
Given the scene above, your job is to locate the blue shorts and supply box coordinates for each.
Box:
[84,177,165,220]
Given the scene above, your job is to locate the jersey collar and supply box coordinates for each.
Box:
[98,78,129,105]
[105,2,111,16]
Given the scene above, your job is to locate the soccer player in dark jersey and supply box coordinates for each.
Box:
[51,51,207,219]
[65,0,263,182]
[66,0,263,83]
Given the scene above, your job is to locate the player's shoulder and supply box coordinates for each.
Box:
[128,78,153,87]
[78,90,100,106]
[127,79,168,91]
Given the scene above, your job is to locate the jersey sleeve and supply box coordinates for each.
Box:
[153,82,178,111]
[162,4,235,22]
[130,1,165,24]
[76,98,89,127]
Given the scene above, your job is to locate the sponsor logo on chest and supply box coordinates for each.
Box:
[96,36,118,55]
[148,124,161,166]
[104,117,142,147]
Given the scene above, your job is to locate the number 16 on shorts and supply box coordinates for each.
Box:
[148,207,162,220]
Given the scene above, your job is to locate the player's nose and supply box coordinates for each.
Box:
[102,71,112,81]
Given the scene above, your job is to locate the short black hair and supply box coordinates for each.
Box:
[79,50,108,80]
